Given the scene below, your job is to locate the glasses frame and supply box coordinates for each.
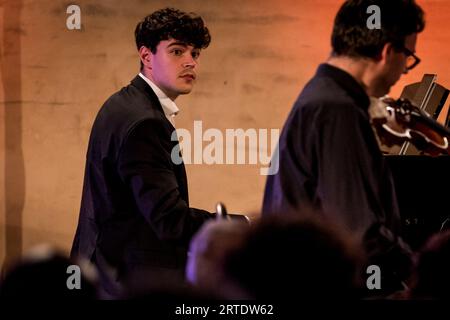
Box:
[401,47,421,71]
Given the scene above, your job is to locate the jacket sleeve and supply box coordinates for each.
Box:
[117,118,213,244]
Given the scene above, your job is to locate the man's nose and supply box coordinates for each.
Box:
[183,55,197,68]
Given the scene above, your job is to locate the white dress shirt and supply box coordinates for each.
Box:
[139,73,179,127]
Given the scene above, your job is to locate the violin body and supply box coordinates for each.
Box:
[370,97,450,156]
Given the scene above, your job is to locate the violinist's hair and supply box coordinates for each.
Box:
[134,8,211,70]
[331,0,425,59]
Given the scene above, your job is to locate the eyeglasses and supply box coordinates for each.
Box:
[400,47,421,71]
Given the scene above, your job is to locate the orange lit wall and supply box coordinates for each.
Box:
[1,0,449,264]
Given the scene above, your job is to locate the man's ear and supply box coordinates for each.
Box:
[379,42,396,65]
[138,46,152,69]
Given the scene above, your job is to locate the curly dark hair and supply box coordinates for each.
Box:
[135,8,211,64]
[331,0,425,59]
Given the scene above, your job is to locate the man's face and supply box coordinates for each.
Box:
[375,33,418,97]
[148,39,201,100]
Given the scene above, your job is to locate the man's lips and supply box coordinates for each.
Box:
[180,74,196,80]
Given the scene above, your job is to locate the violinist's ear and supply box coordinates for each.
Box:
[371,43,389,65]
[380,42,397,65]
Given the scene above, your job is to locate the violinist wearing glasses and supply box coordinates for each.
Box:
[263,0,425,295]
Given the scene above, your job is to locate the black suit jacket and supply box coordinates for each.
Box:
[263,64,400,232]
[262,64,411,292]
[71,76,213,291]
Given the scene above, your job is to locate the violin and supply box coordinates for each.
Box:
[370,97,450,156]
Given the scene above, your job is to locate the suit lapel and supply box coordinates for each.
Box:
[130,75,189,201]
[130,75,166,118]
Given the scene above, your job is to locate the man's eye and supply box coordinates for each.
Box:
[192,51,200,59]
[173,49,183,56]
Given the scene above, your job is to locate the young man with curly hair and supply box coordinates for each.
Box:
[71,8,214,297]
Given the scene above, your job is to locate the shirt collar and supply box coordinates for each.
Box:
[138,73,180,118]
[316,63,370,111]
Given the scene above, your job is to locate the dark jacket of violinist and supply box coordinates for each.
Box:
[263,0,425,295]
